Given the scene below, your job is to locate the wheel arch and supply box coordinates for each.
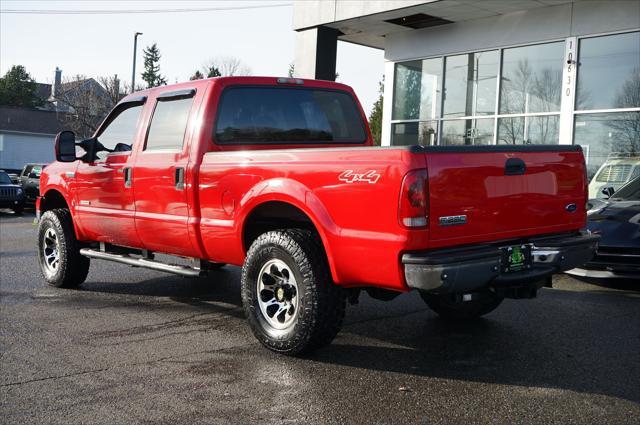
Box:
[239,181,340,283]
[40,189,70,213]
[39,188,83,240]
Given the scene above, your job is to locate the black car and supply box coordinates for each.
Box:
[0,170,25,214]
[568,177,640,279]
[18,163,46,204]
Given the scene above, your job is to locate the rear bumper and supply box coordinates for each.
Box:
[402,231,600,293]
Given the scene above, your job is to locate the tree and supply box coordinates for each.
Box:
[0,65,42,108]
[98,74,125,105]
[202,56,252,76]
[55,75,113,138]
[141,43,167,88]
[606,68,640,155]
[369,77,384,146]
[206,66,222,78]
[190,70,204,80]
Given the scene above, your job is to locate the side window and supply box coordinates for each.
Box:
[145,97,194,151]
[96,104,143,158]
[22,165,32,177]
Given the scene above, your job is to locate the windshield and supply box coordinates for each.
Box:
[215,87,367,144]
[0,172,12,184]
[611,177,640,201]
[595,163,634,183]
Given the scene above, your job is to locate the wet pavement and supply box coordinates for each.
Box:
[1,212,639,424]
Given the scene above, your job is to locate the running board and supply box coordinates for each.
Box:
[79,248,204,277]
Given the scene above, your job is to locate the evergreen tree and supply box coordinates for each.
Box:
[141,43,167,88]
[368,77,384,146]
[0,65,42,108]
[206,66,222,78]
[190,70,204,80]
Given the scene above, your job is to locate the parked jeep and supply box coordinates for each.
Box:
[0,170,25,214]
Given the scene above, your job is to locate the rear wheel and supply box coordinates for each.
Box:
[38,209,90,288]
[420,290,503,320]
[241,229,345,355]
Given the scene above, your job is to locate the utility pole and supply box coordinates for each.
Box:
[131,32,143,93]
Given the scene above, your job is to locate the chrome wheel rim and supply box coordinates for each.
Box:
[42,228,60,273]
[257,259,299,330]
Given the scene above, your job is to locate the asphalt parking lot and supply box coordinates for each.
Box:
[1,211,639,424]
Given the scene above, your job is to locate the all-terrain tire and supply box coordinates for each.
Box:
[420,290,504,320]
[241,229,346,355]
[37,209,90,288]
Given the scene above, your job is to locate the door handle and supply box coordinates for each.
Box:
[504,158,526,175]
[123,167,132,188]
[175,167,185,190]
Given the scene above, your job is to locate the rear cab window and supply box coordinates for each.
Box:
[214,86,366,145]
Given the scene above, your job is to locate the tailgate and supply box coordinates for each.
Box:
[424,145,587,248]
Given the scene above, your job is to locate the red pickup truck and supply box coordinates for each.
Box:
[37,76,598,355]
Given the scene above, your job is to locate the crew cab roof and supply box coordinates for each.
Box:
[119,76,355,105]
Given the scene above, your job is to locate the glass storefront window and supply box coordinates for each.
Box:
[392,58,443,121]
[391,121,438,146]
[574,112,640,179]
[497,115,560,145]
[576,32,640,110]
[441,118,494,145]
[500,42,564,114]
[443,51,499,118]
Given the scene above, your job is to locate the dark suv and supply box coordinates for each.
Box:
[0,170,25,214]
[18,163,46,204]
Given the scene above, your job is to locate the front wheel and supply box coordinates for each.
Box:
[241,229,345,355]
[420,290,504,320]
[38,209,90,288]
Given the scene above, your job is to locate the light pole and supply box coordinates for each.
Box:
[131,32,143,93]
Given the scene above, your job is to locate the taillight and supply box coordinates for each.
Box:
[399,169,428,228]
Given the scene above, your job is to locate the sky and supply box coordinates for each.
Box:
[0,0,384,115]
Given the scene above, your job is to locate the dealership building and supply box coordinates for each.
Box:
[293,0,640,177]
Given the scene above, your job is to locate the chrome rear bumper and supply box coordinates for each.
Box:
[403,232,600,293]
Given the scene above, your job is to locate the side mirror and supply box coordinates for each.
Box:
[55,131,77,162]
[601,186,615,198]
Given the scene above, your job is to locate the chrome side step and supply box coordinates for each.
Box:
[79,248,204,277]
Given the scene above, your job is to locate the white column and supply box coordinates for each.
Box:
[559,37,577,145]
[381,60,395,146]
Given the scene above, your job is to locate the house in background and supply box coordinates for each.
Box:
[293,0,640,179]
[0,67,115,171]
[0,106,63,172]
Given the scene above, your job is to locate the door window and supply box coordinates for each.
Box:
[96,104,143,158]
[145,97,194,151]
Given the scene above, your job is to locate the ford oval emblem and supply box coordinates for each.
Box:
[565,203,577,212]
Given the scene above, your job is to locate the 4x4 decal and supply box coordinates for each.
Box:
[338,170,381,184]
